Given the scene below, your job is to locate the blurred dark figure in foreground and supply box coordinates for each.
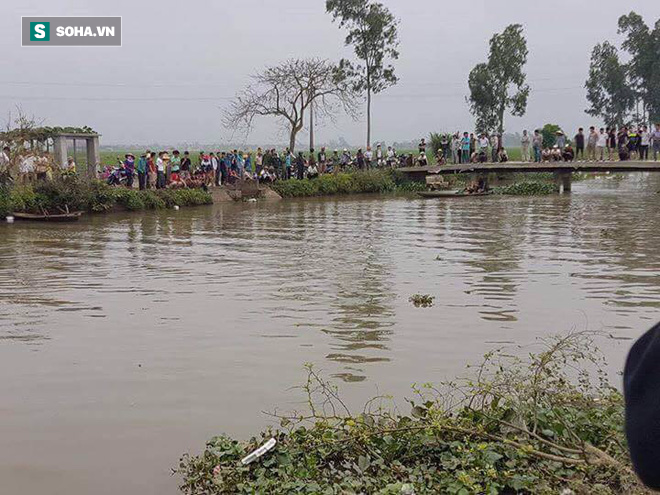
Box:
[625,322,660,490]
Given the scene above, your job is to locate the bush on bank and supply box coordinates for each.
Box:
[0,177,212,217]
[270,169,424,198]
[177,333,640,495]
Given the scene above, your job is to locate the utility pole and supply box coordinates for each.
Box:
[309,101,314,154]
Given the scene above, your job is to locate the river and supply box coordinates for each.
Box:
[1,174,659,494]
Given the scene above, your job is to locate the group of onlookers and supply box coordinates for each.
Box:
[522,124,660,163]
[435,133,508,164]
[105,144,416,189]
[433,123,660,166]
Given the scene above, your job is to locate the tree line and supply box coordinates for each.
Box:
[585,13,660,128]
[225,4,658,152]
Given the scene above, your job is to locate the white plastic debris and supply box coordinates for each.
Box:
[6,216,14,223]
[173,205,180,211]
[240,437,276,465]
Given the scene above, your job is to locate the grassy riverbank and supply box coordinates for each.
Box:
[177,333,639,494]
[0,178,212,218]
[271,170,561,198]
[270,169,424,198]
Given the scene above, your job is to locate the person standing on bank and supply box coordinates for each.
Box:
[532,130,543,163]
[171,150,181,176]
[156,152,166,189]
[652,123,660,161]
[607,127,617,161]
[317,147,327,173]
[180,151,191,180]
[597,128,608,162]
[587,126,598,162]
[296,152,305,180]
[461,132,471,164]
[210,153,219,186]
[123,153,135,188]
[490,133,498,163]
[136,152,147,190]
[640,125,650,161]
[575,128,585,162]
[147,152,157,189]
[521,130,531,162]
[556,131,566,150]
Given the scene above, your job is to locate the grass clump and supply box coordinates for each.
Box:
[176,332,639,495]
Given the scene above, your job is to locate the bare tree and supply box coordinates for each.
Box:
[224,58,358,152]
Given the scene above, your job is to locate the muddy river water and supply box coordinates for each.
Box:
[2,174,660,494]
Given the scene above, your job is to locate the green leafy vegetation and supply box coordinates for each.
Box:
[494,181,560,196]
[0,177,212,217]
[270,169,423,198]
[176,333,640,494]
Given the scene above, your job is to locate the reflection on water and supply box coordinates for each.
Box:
[1,174,660,494]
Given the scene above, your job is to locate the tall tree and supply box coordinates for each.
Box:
[224,58,356,152]
[467,24,530,135]
[326,0,400,147]
[584,41,635,127]
[618,12,660,123]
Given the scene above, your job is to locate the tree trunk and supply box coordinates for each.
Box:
[309,102,314,152]
[290,121,303,153]
[289,131,297,154]
[498,105,505,136]
[366,88,372,148]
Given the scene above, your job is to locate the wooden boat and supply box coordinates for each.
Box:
[417,190,492,199]
[13,211,83,222]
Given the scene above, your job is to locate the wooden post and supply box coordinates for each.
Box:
[562,172,572,193]
[554,171,572,193]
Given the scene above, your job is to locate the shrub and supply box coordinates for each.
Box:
[141,190,167,210]
[270,170,418,198]
[113,189,146,210]
[429,132,447,157]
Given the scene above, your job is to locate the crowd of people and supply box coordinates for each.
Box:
[65,122,660,192]
[4,122,660,189]
[433,123,660,165]
[102,144,426,190]
[523,124,660,163]
[434,133,509,164]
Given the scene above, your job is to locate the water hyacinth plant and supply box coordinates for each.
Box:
[176,332,640,494]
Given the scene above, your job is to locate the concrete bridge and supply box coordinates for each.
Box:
[399,161,660,192]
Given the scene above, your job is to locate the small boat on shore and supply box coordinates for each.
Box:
[12,211,84,222]
[417,190,492,199]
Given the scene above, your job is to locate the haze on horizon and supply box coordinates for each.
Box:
[1,0,658,147]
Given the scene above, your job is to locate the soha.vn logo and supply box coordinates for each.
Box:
[29,22,50,41]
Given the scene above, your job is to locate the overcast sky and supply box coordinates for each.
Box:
[1,0,658,146]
